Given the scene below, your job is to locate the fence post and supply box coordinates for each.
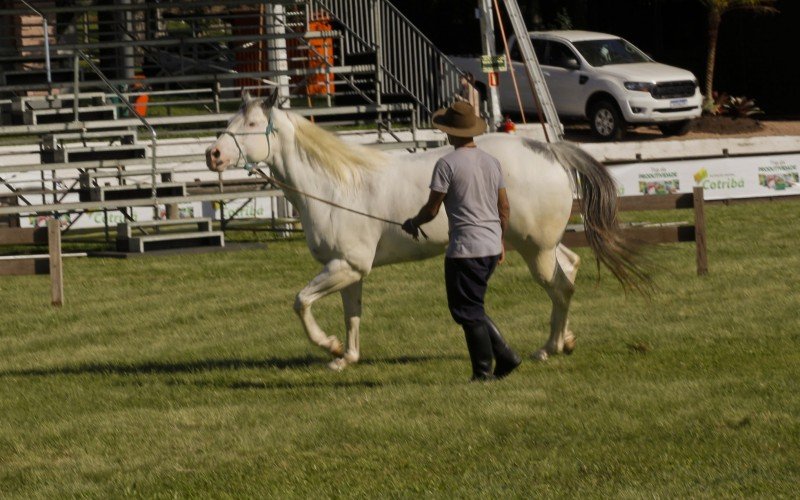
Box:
[47,219,64,306]
[693,186,708,276]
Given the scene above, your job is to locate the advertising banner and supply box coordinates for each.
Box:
[610,154,800,200]
[20,203,205,229]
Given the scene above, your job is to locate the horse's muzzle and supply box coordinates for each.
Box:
[205,147,228,172]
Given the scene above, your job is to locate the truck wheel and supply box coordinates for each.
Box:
[589,100,626,141]
[658,120,692,137]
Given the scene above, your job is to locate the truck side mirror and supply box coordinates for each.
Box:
[565,58,580,70]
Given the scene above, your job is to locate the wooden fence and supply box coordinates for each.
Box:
[0,220,64,305]
[563,186,708,276]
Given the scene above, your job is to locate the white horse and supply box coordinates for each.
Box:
[206,93,646,370]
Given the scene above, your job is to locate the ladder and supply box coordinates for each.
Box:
[500,0,564,142]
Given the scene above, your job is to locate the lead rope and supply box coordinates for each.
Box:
[219,123,429,240]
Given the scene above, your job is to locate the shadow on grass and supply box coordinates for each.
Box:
[172,378,391,391]
[0,354,460,379]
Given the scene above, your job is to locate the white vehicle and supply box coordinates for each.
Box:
[451,30,703,141]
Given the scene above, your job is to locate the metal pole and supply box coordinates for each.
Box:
[372,0,383,106]
[73,53,80,122]
[43,18,52,86]
[478,0,502,131]
[265,4,290,106]
[117,0,136,81]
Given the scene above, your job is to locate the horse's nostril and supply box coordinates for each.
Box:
[212,148,221,159]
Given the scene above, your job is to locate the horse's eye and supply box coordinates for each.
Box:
[248,122,256,127]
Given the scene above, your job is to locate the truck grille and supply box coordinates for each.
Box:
[651,81,697,99]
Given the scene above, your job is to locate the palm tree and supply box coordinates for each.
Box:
[700,0,778,104]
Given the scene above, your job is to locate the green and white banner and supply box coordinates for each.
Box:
[610,154,800,200]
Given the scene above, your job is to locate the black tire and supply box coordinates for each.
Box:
[589,100,626,141]
[658,120,692,137]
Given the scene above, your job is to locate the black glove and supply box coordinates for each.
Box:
[402,218,420,241]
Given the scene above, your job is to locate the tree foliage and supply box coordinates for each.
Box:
[699,0,778,103]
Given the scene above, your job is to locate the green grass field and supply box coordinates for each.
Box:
[1,200,798,497]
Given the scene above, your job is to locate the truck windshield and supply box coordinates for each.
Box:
[572,39,651,67]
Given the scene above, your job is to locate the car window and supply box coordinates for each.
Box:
[510,42,522,62]
[572,39,651,67]
[532,39,547,63]
[547,41,579,69]
[511,38,547,63]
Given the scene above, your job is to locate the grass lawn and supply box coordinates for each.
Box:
[0,200,798,497]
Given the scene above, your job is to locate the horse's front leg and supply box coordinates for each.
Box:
[294,259,362,366]
[339,279,362,365]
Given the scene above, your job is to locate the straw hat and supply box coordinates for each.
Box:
[431,101,487,138]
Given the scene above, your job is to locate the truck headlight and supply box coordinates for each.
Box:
[624,82,655,92]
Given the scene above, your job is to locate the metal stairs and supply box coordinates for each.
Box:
[314,0,465,121]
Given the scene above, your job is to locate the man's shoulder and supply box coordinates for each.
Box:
[474,147,500,164]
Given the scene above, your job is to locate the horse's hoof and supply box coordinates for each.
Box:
[328,336,344,357]
[563,336,576,355]
[328,358,348,371]
[343,351,360,364]
[533,349,549,361]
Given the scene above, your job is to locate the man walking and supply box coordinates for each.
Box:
[402,101,521,381]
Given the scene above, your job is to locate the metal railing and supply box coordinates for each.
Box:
[72,51,159,217]
[315,0,464,121]
[2,0,445,127]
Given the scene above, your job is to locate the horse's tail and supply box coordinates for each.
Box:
[548,141,651,293]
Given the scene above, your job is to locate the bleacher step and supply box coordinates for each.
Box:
[116,217,223,253]
[25,105,117,125]
[123,231,225,253]
[42,144,146,164]
[79,182,186,202]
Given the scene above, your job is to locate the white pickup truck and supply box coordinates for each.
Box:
[450,30,703,141]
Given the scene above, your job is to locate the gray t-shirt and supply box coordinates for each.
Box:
[430,146,505,258]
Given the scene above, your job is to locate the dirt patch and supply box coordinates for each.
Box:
[563,119,800,143]
[690,115,763,135]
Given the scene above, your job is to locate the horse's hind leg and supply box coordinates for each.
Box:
[522,245,578,361]
[557,243,581,283]
[556,244,580,354]
[294,259,362,365]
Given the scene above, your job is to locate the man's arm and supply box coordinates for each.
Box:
[402,190,446,240]
[412,190,446,226]
[497,188,510,262]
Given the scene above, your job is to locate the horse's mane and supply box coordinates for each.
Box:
[287,112,386,185]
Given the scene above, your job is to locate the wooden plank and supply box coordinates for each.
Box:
[619,194,694,211]
[571,193,694,214]
[706,194,800,205]
[0,259,49,275]
[48,220,63,306]
[694,187,708,276]
[0,227,48,245]
[562,225,695,247]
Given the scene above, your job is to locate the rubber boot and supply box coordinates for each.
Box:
[485,316,521,379]
[462,322,495,381]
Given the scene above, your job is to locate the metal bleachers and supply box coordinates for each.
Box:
[0,0,456,247]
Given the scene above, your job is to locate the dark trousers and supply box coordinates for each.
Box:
[444,255,500,326]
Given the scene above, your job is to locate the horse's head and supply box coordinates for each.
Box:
[206,90,280,172]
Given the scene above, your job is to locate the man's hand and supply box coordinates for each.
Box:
[402,218,420,241]
[499,242,506,264]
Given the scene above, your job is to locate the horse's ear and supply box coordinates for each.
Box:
[264,88,279,109]
[242,90,251,103]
